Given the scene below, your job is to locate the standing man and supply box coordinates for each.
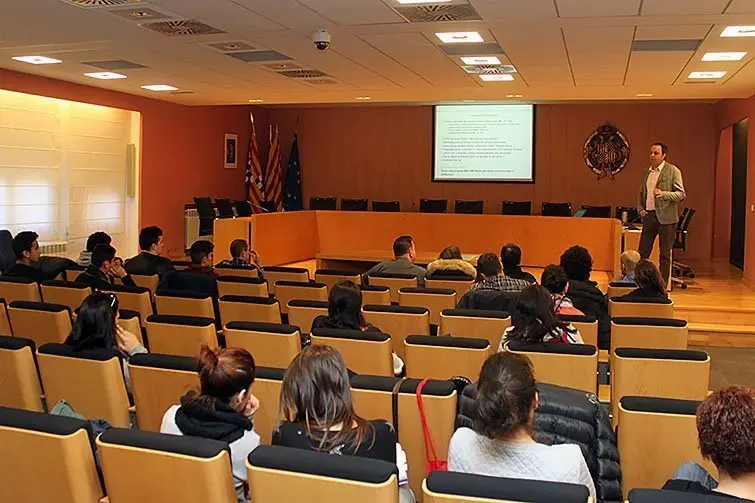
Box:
[637,142,686,285]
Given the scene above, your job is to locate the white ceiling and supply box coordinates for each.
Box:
[2,0,755,105]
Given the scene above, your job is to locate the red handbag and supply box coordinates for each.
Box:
[416,378,448,474]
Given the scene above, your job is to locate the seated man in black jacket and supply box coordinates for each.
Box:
[1,231,49,282]
[560,245,610,349]
[124,225,174,279]
[501,243,537,284]
[76,244,135,290]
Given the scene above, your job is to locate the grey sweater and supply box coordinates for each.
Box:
[448,427,596,501]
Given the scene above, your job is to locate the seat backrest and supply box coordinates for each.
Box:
[404,335,491,380]
[422,471,591,503]
[219,295,282,325]
[372,200,400,212]
[581,205,612,218]
[368,273,419,303]
[506,342,598,394]
[215,198,235,219]
[350,376,457,499]
[360,285,391,306]
[618,396,716,498]
[606,282,636,299]
[275,281,327,314]
[501,200,532,215]
[557,314,598,348]
[340,198,369,211]
[439,309,511,350]
[310,328,394,376]
[247,445,399,503]
[146,315,218,358]
[425,277,474,300]
[541,201,572,217]
[309,196,337,210]
[362,305,430,359]
[0,406,103,503]
[314,269,362,293]
[609,297,674,318]
[610,318,688,354]
[287,300,328,333]
[610,348,710,429]
[223,322,300,368]
[128,353,199,432]
[217,276,268,298]
[0,299,11,336]
[454,200,484,214]
[0,277,40,303]
[628,489,734,503]
[8,301,72,346]
[399,288,456,327]
[156,291,215,320]
[104,285,153,326]
[215,265,260,279]
[264,267,310,294]
[63,264,86,281]
[250,367,285,445]
[97,428,237,503]
[130,274,159,296]
[118,309,143,346]
[40,280,92,312]
[419,199,448,213]
[37,343,130,427]
[235,200,253,217]
[172,260,192,271]
[0,337,43,411]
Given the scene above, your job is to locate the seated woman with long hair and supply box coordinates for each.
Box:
[448,352,596,500]
[161,346,260,503]
[499,285,583,351]
[273,345,414,502]
[64,292,146,390]
[621,259,668,300]
[312,280,404,375]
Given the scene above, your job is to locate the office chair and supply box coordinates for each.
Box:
[454,200,484,214]
[214,198,235,219]
[235,200,253,217]
[192,197,215,237]
[309,197,337,210]
[615,206,641,224]
[340,198,368,211]
[371,200,400,212]
[672,208,696,289]
[501,201,532,215]
[541,202,572,217]
[419,199,447,213]
[0,230,14,274]
[580,205,612,218]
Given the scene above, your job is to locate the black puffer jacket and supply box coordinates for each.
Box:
[457,382,622,503]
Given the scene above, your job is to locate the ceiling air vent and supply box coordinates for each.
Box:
[140,20,224,36]
[277,69,329,80]
[207,41,257,52]
[84,60,147,70]
[462,64,517,75]
[228,50,291,63]
[62,0,141,7]
[395,4,481,22]
[110,7,171,21]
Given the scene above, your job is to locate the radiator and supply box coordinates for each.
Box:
[184,209,202,250]
[40,241,69,257]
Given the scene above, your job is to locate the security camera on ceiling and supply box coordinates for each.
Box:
[313,29,331,51]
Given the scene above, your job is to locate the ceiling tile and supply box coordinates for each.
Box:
[469,0,557,20]
[725,0,755,14]
[153,0,285,32]
[641,0,729,15]
[564,26,634,85]
[625,51,693,86]
[556,0,640,18]
[296,0,405,26]
[632,39,702,51]
[228,50,292,62]
[634,25,711,40]
[490,26,573,86]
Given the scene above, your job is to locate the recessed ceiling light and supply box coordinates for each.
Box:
[435,32,484,44]
[721,26,755,37]
[702,52,747,61]
[141,84,178,91]
[460,56,502,65]
[12,55,62,65]
[480,74,514,82]
[688,71,727,79]
[84,72,127,80]
[506,94,523,98]
[356,96,371,100]
[248,99,264,103]
[636,93,654,97]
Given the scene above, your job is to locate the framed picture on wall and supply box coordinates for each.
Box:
[224,133,238,169]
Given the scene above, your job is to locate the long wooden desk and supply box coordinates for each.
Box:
[214,211,622,276]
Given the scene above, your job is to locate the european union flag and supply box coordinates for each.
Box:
[283,133,303,211]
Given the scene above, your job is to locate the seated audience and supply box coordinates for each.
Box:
[312,280,404,375]
[75,244,135,290]
[620,259,668,300]
[501,243,537,284]
[124,225,174,278]
[161,346,259,503]
[216,239,264,278]
[362,235,426,287]
[2,230,49,282]
[615,250,640,284]
[560,246,610,349]
[426,245,476,279]
[470,253,529,293]
[500,285,583,351]
[77,231,111,268]
[540,264,585,316]
[64,292,146,390]
[448,352,596,501]
[186,240,219,278]
[663,386,755,500]
[273,345,413,502]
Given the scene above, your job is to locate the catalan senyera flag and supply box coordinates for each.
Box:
[245,113,265,211]
[264,124,283,212]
